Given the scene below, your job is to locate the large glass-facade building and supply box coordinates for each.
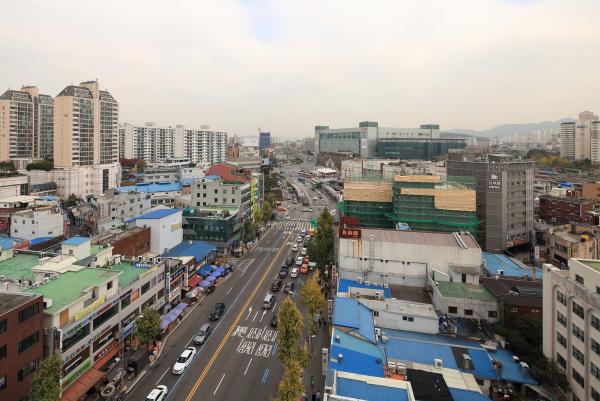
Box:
[377,138,466,160]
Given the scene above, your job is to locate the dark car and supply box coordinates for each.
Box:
[205,285,216,295]
[283,282,295,294]
[209,303,225,320]
[286,257,294,267]
[270,312,278,328]
[193,323,212,345]
[279,267,289,278]
[271,279,283,292]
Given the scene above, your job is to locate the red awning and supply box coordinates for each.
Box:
[61,366,104,401]
[94,343,120,370]
[188,274,202,288]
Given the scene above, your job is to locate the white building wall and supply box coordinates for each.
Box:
[135,210,183,254]
[0,175,29,197]
[10,209,64,240]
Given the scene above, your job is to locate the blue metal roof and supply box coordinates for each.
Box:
[449,388,491,401]
[163,240,216,264]
[62,236,90,246]
[382,328,480,348]
[179,178,197,186]
[0,237,16,249]
[338,278,392,298]
[332,297,376,343]
[490,349,537,385]
[329,344,385,377]
[336,376,409,401]
[133,208,181,220]
[483,253,542,280]
[116,181,181,194]
[331,329,384,360]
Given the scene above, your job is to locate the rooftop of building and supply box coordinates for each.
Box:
[115,181,181,194]
[110,261,151,289]
[343,182,393,203]
[206,163,251,183]
[0,253,40,280]
[359,298,437,320]
[539,194,590,203]
[0,237,17,250]
[577,259,600,273]
[338,278,392,298]
[330,329,385,377]
[132,207,181,220]
[0,292,40,316]
[334,371,410,401]
[62,236,90,246]
[333,297,376,343]
[26,268,121,314]
[162,240,216,263]
[0,195,38,204]
[436,282,496,302]
[348,228,480,250]
[394,175,441,183]
[480,277,542,308]
[483,253,542,280]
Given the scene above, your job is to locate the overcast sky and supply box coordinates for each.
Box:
[1,0,599,138]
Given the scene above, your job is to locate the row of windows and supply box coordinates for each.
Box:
[573,346,584,364]
[573,324,585,341]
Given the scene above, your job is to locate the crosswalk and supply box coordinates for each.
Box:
[272,219,311,232]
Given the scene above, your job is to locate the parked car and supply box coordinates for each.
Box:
[270,311,278,328]
[279,267,289,278]
[283,282,295,294]
[205,285,215,295]
[172,347,197,374]
[209,303,225,320]
[193,323,212,345]
[290,267,299,278]
[300,264,309,274]
[296,236,303,243]
[291,244,299,252]
[271,279,283,292]
[295,257,304,266]
[300,247,307,256]
[146,385,168,401]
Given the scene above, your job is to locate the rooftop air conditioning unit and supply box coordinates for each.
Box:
[450,326,458,334]
[434,358,443,369]
[0,275,6,281]
[365,280,371,286]
[51,274,59,280]
[375,292,383,300]
[387,362,397,374]
[357,277,363,284]
[498,269,504,276]
[383,283,389,288]
[43,299,53,309]
[375,328,382,339]
[397,363,407,375]
[32,282,40,288]
[512,356,520,363]
[42,277,50,285]
[520,362,529,369]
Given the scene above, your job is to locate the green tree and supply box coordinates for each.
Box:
[65,194,80,208]
[299,276,325,335]
[30,353,62,401]
[275,358,303,401]
[261,202,272,225]
[242,220,257,243]
[252,206,261,225]
[135,159,146,174]
[277,297,305,368]
[136,306,161,346]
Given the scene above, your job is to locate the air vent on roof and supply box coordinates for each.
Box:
[43,299,53,309]
[338,353,343,362]
[334,335,340,343]
[434,358,443,368]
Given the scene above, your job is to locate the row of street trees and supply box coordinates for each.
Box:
[308,209,335,270]
[243,201,273,243]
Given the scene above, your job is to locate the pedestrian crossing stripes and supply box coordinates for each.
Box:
[272,219,311,232]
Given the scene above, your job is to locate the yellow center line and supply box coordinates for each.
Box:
[184,232,291,401]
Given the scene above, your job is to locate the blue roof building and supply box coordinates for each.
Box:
[62,236,91,246]
[337,278,392,298]
[333,297,376,343]
[116,181,181,194]
[162,240,216,265]
[127,208,181,222]
[483,253,542,280]
[0,237,16,250]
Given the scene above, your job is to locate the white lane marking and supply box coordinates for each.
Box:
[156,367,169,385]
[273,302,277,311]
[213,373,226,395]
[259,309,267,322]
[244,358,253,375]
[226,287,233,295]
[246,307,253,321]
[252,310,259,321]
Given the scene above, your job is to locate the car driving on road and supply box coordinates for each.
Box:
[289,267,299,278]
[291,244,299,252]
[146,385,168,401]
[295,256,304,266]
[173,347,196,374]
[283,281,295,294]
[209,303,225,320]
[193,323,212,345]
[271,279,283,292]
[279,266,289,278]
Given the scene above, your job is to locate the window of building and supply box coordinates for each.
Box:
[121,294,131,309]
[0,320,5,334]
[556,353,566,368]
[18,303,39,322]
[593,314,600,331]
[557,311,567,327]
[0,345,5,360]
[0,375,5,391]
[141,281,150,295]
[464,309,473,316]
[575,274,584,284]
[18,331,39,353]
[372,311,379,317]
[18,360,37,382]
[557,332,566,347]
[448,306,458,314]
[573,346,585,364]
[556,290,567,305]
[107,281,113,290]
[573,302,584,319]
[402,316,414,322]
[593,363,600,380]
[572,368,585,388]
[488,311,498,318]
[572,324,585,341]
[511,307,518,313]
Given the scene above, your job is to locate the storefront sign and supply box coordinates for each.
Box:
[62,358,92,388]
[339,228,361,239]
[488,174,501,190]
[94,339,117,362]
[75,296,106,321]
[169,284,182,302]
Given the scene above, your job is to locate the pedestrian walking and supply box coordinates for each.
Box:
[316,392,322,401]
[312,393,316,401]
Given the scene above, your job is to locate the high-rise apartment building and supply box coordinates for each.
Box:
[54,80,118,167]
[561,111,600,162]
[120,123,227,167]
[543,259,600,401]
[259,132,271,152]
[0,86,54,163]
[447,153,534,253]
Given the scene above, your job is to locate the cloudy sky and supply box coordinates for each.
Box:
[1,0,599,137]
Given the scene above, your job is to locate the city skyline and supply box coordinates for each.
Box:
[1,0,599,138]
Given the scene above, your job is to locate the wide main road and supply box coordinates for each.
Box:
[127,226,300,401]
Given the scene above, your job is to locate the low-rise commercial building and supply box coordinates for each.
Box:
[535,223,600,267]
[128,208,182,255]
[182,206,241,254]
[543,259,600,401]
[0,292,44,401]
[103,227,151,258]
[480,277,542,326]
[93,190,152,233]
[0,175,29,198]
[538,195,592,225]
[10,206,64,241]
[116,182,182,207]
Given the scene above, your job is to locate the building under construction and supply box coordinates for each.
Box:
[338,175,478,236]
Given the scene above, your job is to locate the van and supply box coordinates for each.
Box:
[262,293,275,309]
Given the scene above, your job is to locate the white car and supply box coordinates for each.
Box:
[296,236,303,243]
[290,267,300,278]
[173,347,196,374]
[291,244,299,252]
[295,257,304,266]
[146,385,168,401]
[285,215,291,219]
[300,247,307,256]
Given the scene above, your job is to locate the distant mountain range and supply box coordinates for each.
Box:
[442,118,574,138]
